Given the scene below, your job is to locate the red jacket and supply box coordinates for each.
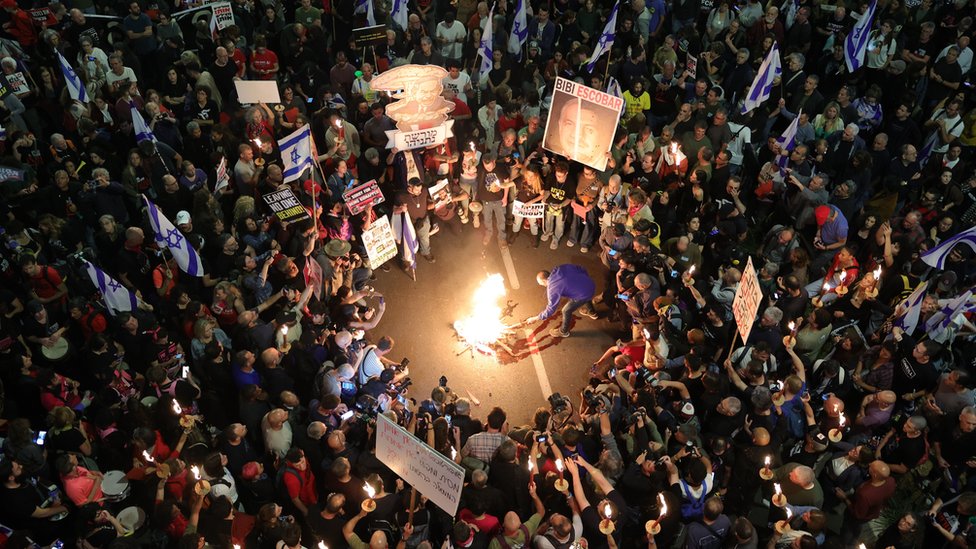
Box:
[5,8,36,47]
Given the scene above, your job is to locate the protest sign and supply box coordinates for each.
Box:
[262,188,310,223]
[686,54,698,79]
[342,179,385,215]
[5,73,28,95]
[361,216,398,268]
[214,157,229,194]
[375,413,465,516]
[512,200,545,218]
[235,80,281,104]
[386,120,454,151]
[543,77,623,171]
[0,166,25,183]
[372,65,456,149]
[211,2,233,29]
[354,25,387,48]
[731,257,763,343]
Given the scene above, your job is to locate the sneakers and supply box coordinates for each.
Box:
[423,253,436,263]
[541,233,551,242]
[549,327,571,338]
[580,246,589,253]
[580,309,598,320]
[567,241,576,248]
[550,239,559,250]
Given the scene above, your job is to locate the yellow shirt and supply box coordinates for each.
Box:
[623,90,651,122]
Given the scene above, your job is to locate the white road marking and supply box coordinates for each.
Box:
[500,243,520,289]
[523,328,552,397]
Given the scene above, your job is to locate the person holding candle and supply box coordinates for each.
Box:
[486,480,544,549]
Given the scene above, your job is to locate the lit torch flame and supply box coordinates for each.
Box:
[785,507,793,520]
[873,266,882,279]
[191,465,200,480]
[172,400,182,415]
[142,451,154,463]
[469,142,476,152]
[254,138,262,148]
[453,274,508,355]
[687,265,696,277]
[658,493,667,517]
[774,483,782,497]
[839,412,846,427]
[823,283,832,293]
[788,321,795,333]
[603,502,612,519]
[364,482,376,499]
[527,459,534,472]
[319,542,327,549]
[281,325,289,336]
[839,271,847,283]
[451,447,457,460]
[555,458,564,473]
[764,455,771,468]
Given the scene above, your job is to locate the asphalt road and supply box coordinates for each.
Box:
[366,222,619,425]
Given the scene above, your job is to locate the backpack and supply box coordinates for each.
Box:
[679,479,708,521]
[371,518,401,547]
[274,465,303,507]
[493,524,530,549]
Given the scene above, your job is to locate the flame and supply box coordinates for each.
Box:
[687,265,696,276]
[335,120,341,128]
[142,450,154,463]
[555,458,564,472]
[603,502,612,518]
[764,455,771,467]
[785,507,793,520]
[172,400,182,415]
[774,483,782,496]
[872,266,882,279]
[451,447,457,460]
[319,543,327,549]
[839,412,846,427]
[453,274,508,355]
[191,465,200,480]
[670,142,678,155]
[469,142,476,151]
[235,545,242,549]
[281,325,289,335]
[823,283,832,293]
[787,321,795,332]
[527,459,534,472]
[364,482,376,499]
[839,271,847,283]
[254,138,262,148]
[658,493,667,517]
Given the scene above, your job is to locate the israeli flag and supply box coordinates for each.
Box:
[921,225,976,269]
[83,259,138,313]
[390,0,408,31]
[130,103,157,143]
[586,0,620,72]
[892,280,928,335]
[278,124,315,183]
[606,77,625,114]
[393,212,418,268]
[508,0,528,60]
[844,0,878,72]
[478,4,495,80]
[775,111,800,171]
[741,42,781,114]
[365,0,376,26]
[143,196,205,277]
[925,290,974,342]
[57,51,88,103]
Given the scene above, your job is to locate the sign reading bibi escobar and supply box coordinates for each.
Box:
[375,413,465,515]
[543,77,624,171]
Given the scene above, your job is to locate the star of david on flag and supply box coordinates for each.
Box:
[83,259,140,313]
[143,195,205,277]
[585,0,621,72]
[278,124,315,183]
[508,0,529,60]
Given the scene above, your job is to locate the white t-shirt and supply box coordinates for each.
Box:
[727,122,752,166]
[436,21,466,60]
[358,346,384,382]
[443,71,473,104]
[106,66,138,88]
[929,110,964,153]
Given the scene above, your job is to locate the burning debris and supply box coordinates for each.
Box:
[453,274,522,357]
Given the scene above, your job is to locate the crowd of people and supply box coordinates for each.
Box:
[0,0,975,547]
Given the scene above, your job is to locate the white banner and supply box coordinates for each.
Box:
[212,2,233,29]
[731,257,763,343]
[362,216,399,268]
[7,72,29,95]
[375,413,465,516]
[385,120,454,150]
[512,200,545,218]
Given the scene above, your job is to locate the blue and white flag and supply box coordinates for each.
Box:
[606,77,625,114]
[83,259,138,313]
[925,290,974,342]
[775,111,800,171]
[478,4,495,81]
[57,51,88,103]
[143,196,204,277]
[393,212,418,269]
[741,42,781,114]
[508,0,528,60]
[130,104,157,143]
[844,0,878,72]
[365,0,376,26]
[892,280,928,335]
[390,0,408,31]
[586,0,620,72]
[921,225,976,269]
[278,124,314,183]
[782,0,799,29]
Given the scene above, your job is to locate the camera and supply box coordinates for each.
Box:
[583,389,602,410]
[548,392,569,414]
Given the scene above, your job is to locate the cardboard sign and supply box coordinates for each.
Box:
[731,257,763,343]
[262,188,311,223]
[342,179,385,215]
[512,200,545,219]
[354,24,387,48]
[361,216,398,268]
[686,54,698,79]
[234,80,281,104]
[0,165,25,183]
[543,77,624,171]
[28,7,52,23]
[214,156,229,194]
[5,72,28,95]
[211,2,233,29]
[375,413,465,516]
[385,120,454,150]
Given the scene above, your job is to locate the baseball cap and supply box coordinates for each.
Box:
[175,210,191,225]
[241,461,261,481]
[815,205,831,226]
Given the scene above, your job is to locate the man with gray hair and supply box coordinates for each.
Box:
[83,166,129,225]
[776,463,824,508]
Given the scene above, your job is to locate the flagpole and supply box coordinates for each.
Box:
[602,53,611,89]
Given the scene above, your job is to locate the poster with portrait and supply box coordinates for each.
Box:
[543,77,624,171]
